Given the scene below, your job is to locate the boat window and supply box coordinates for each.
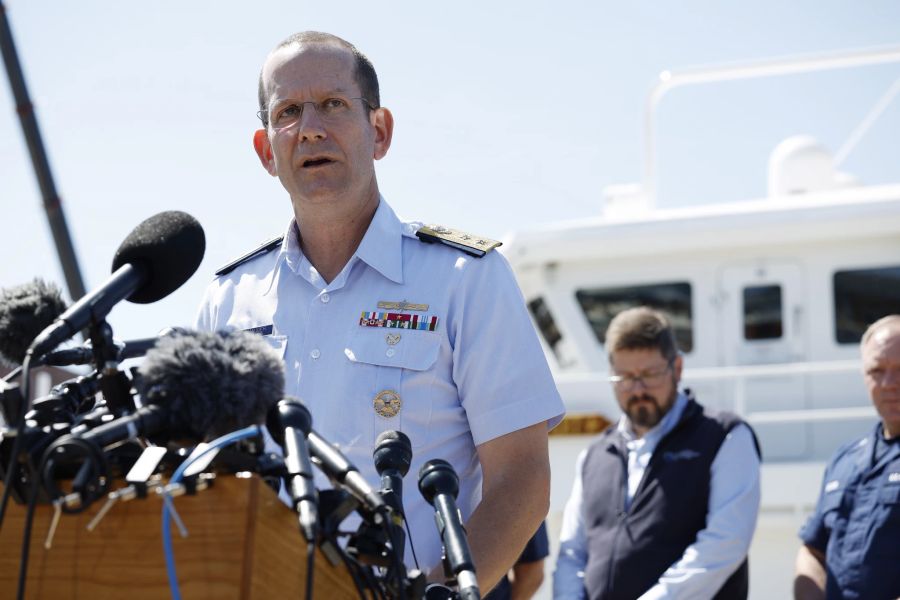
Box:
[833,265,900,344]
[575,282,693,352]
[527,297,563,357]
[743,285,783,340]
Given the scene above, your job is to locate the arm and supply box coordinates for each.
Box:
[463,421,550,595]
[638,424,761,600]
[509,559,545,600]
[553,450,589,600]
[793,544,826,600]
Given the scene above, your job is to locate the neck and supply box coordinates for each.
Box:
[292,183,380,283]
[884,423,900,440]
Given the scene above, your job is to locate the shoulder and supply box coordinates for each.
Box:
[214,235,283,277]
[404,221,502,259]
[828,431,872,469]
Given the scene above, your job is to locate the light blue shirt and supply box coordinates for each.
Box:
[196,198,564,571]
[553,392,760,600]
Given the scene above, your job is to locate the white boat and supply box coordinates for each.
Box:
[502,46,900,599]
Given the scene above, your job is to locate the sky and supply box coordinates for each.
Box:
[1,0,899,343]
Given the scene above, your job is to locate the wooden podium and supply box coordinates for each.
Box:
[0,476,358,599]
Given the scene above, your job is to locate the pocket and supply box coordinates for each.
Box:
[879,483,900,520]
[263,335,288,361]
[344,328,441,448]
[819,489,844,530]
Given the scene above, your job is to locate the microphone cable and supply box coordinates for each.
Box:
[160,424,262,600]
[0,350,35,533]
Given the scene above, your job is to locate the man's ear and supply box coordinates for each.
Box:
[372,107,394,160]
[673,354,684,382]
[253,129,277,176]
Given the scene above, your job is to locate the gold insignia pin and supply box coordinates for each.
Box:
[374,390,402,418]
[386,333,401,346]
[377,300,429,312]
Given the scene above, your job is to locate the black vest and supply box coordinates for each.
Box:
[581,397,759,600]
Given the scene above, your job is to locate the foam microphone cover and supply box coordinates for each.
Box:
[0,279,67,365]
[135,329,284,441]
[111,211,205,304]
[374,430,412,476]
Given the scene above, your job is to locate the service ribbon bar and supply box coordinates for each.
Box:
[360,311,438,331]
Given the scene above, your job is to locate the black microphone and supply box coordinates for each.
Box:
[0,279,66,366]
[266,399,318,542]
[374,430,411,520]
[306,429,387,518]
[28,211,205,358]
[39,326,190,367]
[418,459,480,600]
[68,328,284,447]
[40,329,285,510]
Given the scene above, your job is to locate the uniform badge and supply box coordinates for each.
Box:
[378,300,429,312]
[386,333,401,345]
[374,390,402,418]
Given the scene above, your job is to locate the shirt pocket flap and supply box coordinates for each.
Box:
[263,334,287,360]
[820,488,844,513]
[879,483,900,505]
[345,329,440,371]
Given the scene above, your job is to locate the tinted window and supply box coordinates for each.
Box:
[834,266,900,344]
[743,285,783,340]
[575,282,693,352]
[528,297,562,356]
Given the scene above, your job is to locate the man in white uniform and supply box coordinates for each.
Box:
[195,31,564,592]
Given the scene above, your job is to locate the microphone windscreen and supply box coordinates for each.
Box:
[136,329,284,440]
[418,459,459,505]
[111,211,206,304]
[373,430,412,476]
[0,279,67,365]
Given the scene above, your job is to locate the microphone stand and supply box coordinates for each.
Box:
[0,0,86,303]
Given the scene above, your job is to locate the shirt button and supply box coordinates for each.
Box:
[386,348,396,358]
[310,349,321,359]
[320,293,330,304]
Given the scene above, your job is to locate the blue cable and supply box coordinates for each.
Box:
[161,425,263,600]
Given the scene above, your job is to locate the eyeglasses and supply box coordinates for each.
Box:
[258,97,374,130]
[608,362,673,391]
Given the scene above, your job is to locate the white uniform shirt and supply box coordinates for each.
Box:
[553,392,761,600]
[196,198,564,571]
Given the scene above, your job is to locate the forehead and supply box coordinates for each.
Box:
[863,327,900,363]
[262,43,358,103]
[610,347,668,371]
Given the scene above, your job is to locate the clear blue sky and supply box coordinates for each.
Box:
[2,1,898,341]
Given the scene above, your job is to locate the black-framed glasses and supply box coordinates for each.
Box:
[608,361,674,391]
[257,97,374,129]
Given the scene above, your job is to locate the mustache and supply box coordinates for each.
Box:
[627,394,658,407]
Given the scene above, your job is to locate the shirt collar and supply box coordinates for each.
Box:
[354,197,404,284]
[617,391,690,444]
[279,197,404,285]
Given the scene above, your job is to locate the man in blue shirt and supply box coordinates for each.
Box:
[794,315,900,600]
[197,31,564,593]
[554,307,761,599]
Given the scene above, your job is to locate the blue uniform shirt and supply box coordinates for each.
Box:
[799,422,900,599]
[196,198,564,571]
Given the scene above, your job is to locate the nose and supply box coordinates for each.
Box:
[296,104,327,142]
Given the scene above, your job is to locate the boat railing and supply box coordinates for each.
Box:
[554,358,875,428]
[683,359,875,425]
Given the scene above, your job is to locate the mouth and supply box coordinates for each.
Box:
[301,156,336,168]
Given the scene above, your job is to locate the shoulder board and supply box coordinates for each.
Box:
[415,225,501,258]
[215,235,283,276]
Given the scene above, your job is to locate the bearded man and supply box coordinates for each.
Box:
[554,306,761,600]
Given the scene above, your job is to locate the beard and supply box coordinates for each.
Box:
[626,394,664,430]
[625,381,678,431]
